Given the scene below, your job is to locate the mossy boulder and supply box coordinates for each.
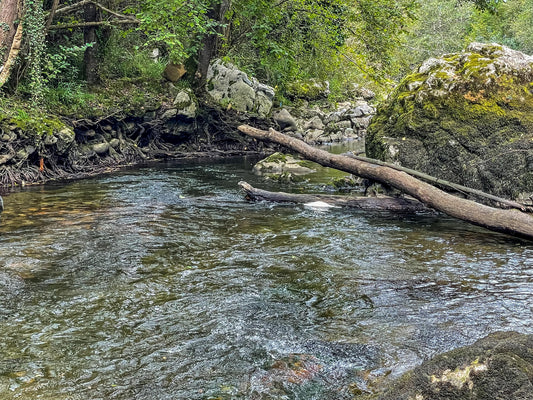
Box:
[286,78,330,101]
[373,331,533,400]
[253,152,317,175]
[366,43,533,201]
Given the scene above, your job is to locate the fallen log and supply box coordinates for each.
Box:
[239,181,434,213]
[238,125,533,241]
[342,152,531,212]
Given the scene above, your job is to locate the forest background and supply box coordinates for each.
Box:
[0,0,532,117]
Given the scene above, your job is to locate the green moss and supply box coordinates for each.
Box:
[366,44,533,199]
[3,106,66,137]
[262,152,290,163]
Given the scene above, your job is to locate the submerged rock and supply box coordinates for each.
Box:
[366,42,533,201]
[373,331,533,400]
[253,152,316,176]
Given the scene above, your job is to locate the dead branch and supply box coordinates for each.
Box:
[238,125,533,241]
[239,181,433,213]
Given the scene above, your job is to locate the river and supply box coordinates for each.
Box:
[0,157,532,399]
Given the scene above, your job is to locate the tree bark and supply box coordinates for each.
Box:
[195,0,231,90]
[83,2,99,84]
[238,125,533,241]
[239,181,433,213]
[0,0,23,87]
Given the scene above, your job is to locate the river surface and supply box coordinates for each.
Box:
[0,157,532,399]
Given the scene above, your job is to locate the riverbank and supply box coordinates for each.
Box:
[0,63,375,189]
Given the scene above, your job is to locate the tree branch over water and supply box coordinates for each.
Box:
[238,125,533,241]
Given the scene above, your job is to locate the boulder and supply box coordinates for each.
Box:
[366,42,533,200]
[253,152,316,175]
[173,90,197,119]
[304,116,325,131]
[206,60,275,117]
[273,108,298,131]
[375,331,533,400]
[55,127,75,154]
[163,63,187,82]
[286,78,330,100]
[92,142,110,155]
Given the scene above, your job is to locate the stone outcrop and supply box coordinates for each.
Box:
[374,331,533,400]
[206,59,275,117]
[366,42,533,202]
[274,100,375,144]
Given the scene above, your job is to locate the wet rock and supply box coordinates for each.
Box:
[253,152,316,175]
[375,331,533,400]
[366,42,533,200]
[206,59,275,117]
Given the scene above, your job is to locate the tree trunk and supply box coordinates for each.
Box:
[0,0,23,87]
[195,0,231,90]
[238,125,533,241]
[83,2,99,84]
[239,181,433,213]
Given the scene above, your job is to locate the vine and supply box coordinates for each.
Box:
[24,0,46,106]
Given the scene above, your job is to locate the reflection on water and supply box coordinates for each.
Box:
[0,157,532,399]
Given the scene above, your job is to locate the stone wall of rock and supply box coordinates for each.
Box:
[206,60,275,117]
[272,100,375,145]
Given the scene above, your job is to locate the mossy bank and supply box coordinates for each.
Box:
[366,43,533,202]
[0,79,273,187]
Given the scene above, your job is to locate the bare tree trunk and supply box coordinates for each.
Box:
[238,125,533,241]
[0,0,23,87]
[83,2,99,84]
[195,0,231,90]
[239,181,433,212]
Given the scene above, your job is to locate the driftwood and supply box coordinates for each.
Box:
[239,181,434,213]
[238,125,533,241]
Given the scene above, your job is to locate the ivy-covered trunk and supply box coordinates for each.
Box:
[0,0,23,87]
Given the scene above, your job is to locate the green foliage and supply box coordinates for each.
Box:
[98,30,166,80]
[127,0,220,63]
[224,0,417,97]
[465,0,533,54]
[23,0,46,106]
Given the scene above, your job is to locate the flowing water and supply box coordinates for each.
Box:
[0,157,532,399]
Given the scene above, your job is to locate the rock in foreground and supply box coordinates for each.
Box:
[366,43,533,202]
[374,331,533,400]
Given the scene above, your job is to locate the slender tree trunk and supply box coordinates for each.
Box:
[195,0,231,90]
[0,0,23,87]
[238,125,533,241]
[83,2,99,84]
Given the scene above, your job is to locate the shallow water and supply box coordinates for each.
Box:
[0,157,532,399]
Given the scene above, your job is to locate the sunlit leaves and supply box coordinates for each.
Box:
[129,0,220,63]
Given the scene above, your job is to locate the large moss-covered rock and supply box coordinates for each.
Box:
[366,43,533,201]
[374,331,533,400]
